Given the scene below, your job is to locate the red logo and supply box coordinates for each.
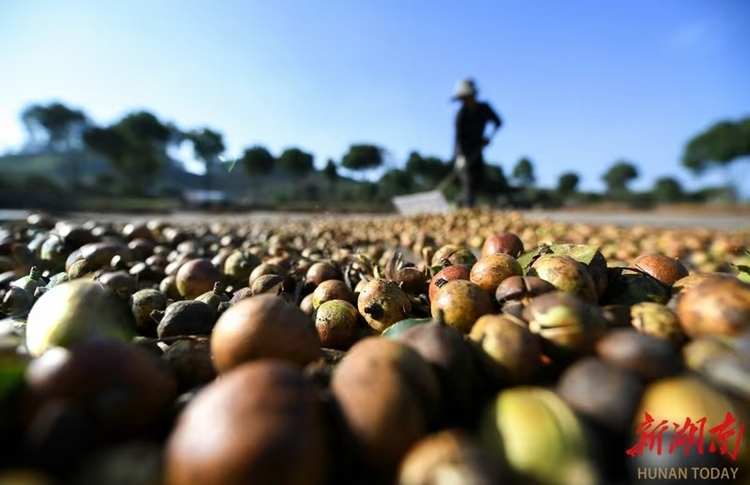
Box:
[626,412,745,461]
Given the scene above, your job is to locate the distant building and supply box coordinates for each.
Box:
[181,190,230,210]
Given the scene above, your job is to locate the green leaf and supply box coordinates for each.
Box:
[548,244,602,266]
[517,245,551,275]
[517,243,603,276]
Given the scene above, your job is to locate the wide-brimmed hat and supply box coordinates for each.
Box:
[452,78,477,100]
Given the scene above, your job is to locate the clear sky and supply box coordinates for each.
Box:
[1,0,749,193]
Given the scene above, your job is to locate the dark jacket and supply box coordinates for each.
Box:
[454,101,502,166]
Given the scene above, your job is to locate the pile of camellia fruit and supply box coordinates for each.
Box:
[0,208,749,485]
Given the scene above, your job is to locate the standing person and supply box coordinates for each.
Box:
[452,78,503,208]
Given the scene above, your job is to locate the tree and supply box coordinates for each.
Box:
[240,145,275,176]
[277,148,314,178]
[323,159,338,184]
[512,157,536,187]
[186,128,225,190]
[483,163,510,195]
[682,118,750,201]
[379,168,413,197]
[20,102,88,152]
[83,111,176,196]
[341,144,384,179]
[557,172,580,197]
[602,160,639,197]
[404,151,451,187]
[652,176,684,203]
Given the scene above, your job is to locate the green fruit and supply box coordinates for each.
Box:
[381,318,432,340]
[481,386,599,485]
[25,280,135,357]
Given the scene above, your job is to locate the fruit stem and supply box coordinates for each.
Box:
[29,266,41,280]
[435,308,446,327]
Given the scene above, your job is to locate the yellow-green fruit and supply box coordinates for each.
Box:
[481,386,599,485]
[633,376,749,468]
[25,280,135,357]
[357,278,411,333]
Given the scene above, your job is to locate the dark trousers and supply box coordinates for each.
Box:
[458,158,485,208]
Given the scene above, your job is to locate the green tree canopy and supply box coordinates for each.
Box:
[323,159,338,184]
[277,147,314,177]
[379,168,414,197]
[240,145,275,175]
[557,172,580,196]
[652,176,684,203]
[512,157,536,187]
[602,160,639,194]
[404,151,451,186]
[21,102,88,152]
[341,144,384,176]
[186,128,225,190]
[682,118,750,200]
[483,163,510,193]
[82,111,176,195]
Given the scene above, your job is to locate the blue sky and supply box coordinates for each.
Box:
[1,0,749,193]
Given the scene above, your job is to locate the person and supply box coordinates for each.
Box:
[451,78,503,208]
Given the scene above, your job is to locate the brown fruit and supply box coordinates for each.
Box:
[397,317,503,429]
[175,258,223,300]
[557,357,644,434]
[331,337,440,479]
[131,289,167,337]
[630,302,686,344]
[595,328,683,381]
[470,313,543,384]
[528,254,598,304]
[314,299,360,350]
[165,360,329,485]
[431,245,477,267]
[155,300,216,339]
[428,264,471,302]
[632,253,689,287]
[676,277,750,338]
[357,278,411,333]
[431,280,494,334]
[305,261,342,287]
[469,253,523,297]
[211,294,321,373]
[397,429,508,485]
[391,266,430,295]
[25,338,177,442]
[248,262,281,287]
[495,276,556,305]
[79,242,131,270]
[312,279,356,308]
[481,231,524,258]
[300,293,315,317]
[162,337,217,392]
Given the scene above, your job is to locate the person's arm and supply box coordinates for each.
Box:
[484,103,503,142]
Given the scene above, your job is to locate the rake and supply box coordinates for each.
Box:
[391,148,483,216]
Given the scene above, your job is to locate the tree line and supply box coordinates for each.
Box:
[12,101,750,205]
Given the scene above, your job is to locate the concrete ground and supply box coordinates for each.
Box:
[1,208,749,231]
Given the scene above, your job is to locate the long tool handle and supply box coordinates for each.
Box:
[435,170,458,192]
[434,147,483,192]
